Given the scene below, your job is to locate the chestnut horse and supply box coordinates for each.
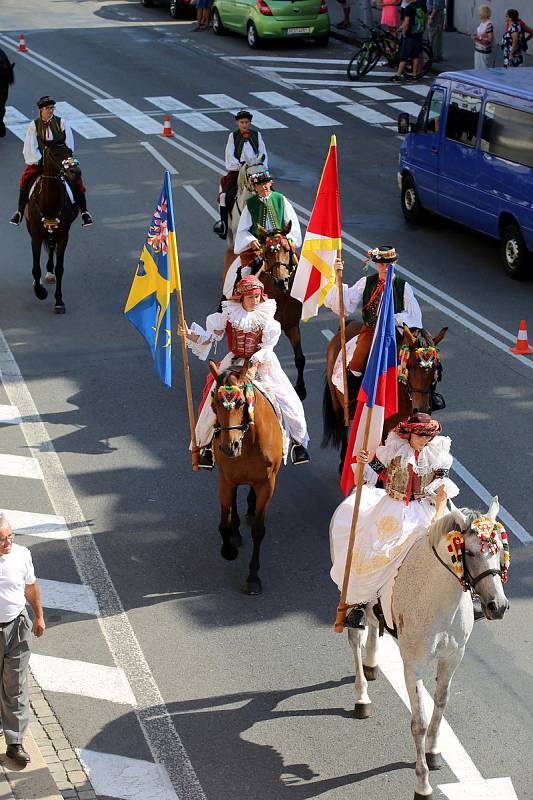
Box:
[210,360,283,595]
[323,323,447,471]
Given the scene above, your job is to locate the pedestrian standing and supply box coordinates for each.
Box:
[501,8,524,67]
[392,0,426,81]
[0,513,45,765]
[379,0,400,39]
[426,0,446,62]
[472,6,495,68]
[191,0,210,31]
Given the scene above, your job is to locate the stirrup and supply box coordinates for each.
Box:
[81,212,93,227]
[290,442,310,465]
[198,448,214,470]
[9,211,23,226]
[345,606,367,629]
[213,219,227,239]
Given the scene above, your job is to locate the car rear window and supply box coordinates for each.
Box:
[480,101,533,169]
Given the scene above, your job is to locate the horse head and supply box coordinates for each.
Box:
[399,326,447,414]
[240,156,267,194]
[209,360,254,459]
[433,498,510,620]
[257,222,295,292]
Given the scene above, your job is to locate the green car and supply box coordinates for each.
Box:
[211,0,330,48]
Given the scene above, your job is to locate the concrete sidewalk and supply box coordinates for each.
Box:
[0,730,62,800]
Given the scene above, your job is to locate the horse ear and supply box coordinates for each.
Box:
[209,360,219,380]
[257,224,267,238]
[402,325,416,346]
[488,495,499,520]
[282,220,292,236]
[448,500,468,530]
[433,327,448,345]
[238,359,250,381]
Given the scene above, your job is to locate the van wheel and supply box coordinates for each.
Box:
[401,175,426,224]
[501,222,531,279]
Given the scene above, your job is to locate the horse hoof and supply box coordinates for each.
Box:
[353,703,372,719]
[426,752,443,771]
[53,304,66,315]
[33,282,48,301]
[363,665,379,681]
[245,580,262,595]
[44,272,55,284]
[220,544,238,561]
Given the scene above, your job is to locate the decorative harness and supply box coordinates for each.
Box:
[398,342,442,400]
[260,230,297,288]
[34,155,80,232]
[432,516,510,595]
[212,382,255,448]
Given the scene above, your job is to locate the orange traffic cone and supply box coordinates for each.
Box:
[510,320,533,354]
[18,34,27,52]
[162,114,173,137]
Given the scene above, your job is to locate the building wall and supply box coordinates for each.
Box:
[453,0,529,42]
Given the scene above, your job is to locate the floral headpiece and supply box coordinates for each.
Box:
[212,383,255,424]
[364,246,398,265]
[398,344,441,385]
[446,517,510,591]
[62,157,80,170]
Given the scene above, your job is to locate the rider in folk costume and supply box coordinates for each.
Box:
[184,275,310,468]
[10,96,93,228]
[330,412,459,630]
[234,168,301,262]
[325,246,422,377]
[213,110,269,240]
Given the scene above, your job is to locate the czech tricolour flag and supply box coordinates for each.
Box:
[290,135,341,319]
[340,265,398,495]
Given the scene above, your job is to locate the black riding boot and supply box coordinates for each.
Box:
[213,205,228,239]
[9,188,26,225]
[75,191,93,227]
[345,605,367,629]
[198,447,214,470]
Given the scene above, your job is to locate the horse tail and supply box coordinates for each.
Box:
[322,374,345,450]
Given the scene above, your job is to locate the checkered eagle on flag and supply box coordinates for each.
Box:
[290,135,341,319]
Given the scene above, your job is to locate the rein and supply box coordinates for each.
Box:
[432,518,510,593]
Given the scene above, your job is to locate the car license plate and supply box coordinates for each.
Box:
[285,27,311,34]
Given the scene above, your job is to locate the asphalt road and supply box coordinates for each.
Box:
[0,3,532,799]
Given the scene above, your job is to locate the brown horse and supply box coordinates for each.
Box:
[210,359,283,595]
[323,322,447,471]
[26,142,79,314]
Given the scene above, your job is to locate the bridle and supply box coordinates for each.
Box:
[261,231,295,290]
[432,545,503,593]
[432,518,509,594]
[400,340,442,401]
[212,380,254,454]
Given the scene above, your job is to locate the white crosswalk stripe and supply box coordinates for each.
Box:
[54,101,115,139]
[199,93,286,129]
[94,98,162,134]
[251,90,341,126]
[39,579,99,616]
[4,106,31,140]
[0,404,22,425]
[338,102,397,125]
[30,654,137,705]
[77,750,178,800]
[0,453,43,480]
[251,90,299,107]
[146,96,228,132]
[389,100,423,116]
[304,89,349,103]
[5,508,71,539]
[352,87,401,101]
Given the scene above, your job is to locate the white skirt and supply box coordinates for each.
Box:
[330,487,434,615]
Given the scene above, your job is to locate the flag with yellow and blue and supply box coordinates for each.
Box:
[124,172,179,388]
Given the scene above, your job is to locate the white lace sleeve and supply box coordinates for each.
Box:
[187,312,226,361]
[374,430,403,467]
[395,283,423,330]
[250,319,281,364]
[425,477,460,500]
[323,277,365,316]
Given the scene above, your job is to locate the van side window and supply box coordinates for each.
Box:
[480,102,533,169]
[445,91,481,147]
[423,89,444,134]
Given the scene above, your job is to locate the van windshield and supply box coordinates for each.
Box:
[480,102,533,169]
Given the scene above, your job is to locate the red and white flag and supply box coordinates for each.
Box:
[290,135,341,319]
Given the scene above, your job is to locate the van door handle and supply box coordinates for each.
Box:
[431,147,439,155]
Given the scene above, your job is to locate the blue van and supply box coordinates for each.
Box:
[398,69,533,278]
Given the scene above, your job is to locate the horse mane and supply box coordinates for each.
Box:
[412,328,435,347]
[428,507,480,548]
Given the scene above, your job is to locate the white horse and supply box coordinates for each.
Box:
[223,156,265,276]
[333,497,509,800]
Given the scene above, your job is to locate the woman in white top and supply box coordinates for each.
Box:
[472,5,495,68]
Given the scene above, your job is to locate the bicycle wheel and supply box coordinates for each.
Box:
[355,43,381,78]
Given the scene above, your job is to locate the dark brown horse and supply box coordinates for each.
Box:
[323,322,447,471]
[210,359,283,595]
[26,142,79,314]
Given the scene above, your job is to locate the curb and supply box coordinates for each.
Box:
[0,730,62,800]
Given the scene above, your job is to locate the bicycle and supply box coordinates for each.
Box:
[347,21,433,81]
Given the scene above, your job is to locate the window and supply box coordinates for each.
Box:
[445,91,481,147]
[480,102,533,169]
[425,89,444,134]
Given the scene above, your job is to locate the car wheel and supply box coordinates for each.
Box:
[141,0,154,6]
[169,0,181,18]
[401,174,427,224]
[212,8,225,34]
[314,35,329,47]
[247,21,260,48]
[501,222,531,279]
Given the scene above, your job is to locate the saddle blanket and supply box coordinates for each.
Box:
[29,177,74,205]
[332,335,358,394]
[252,379,290,464]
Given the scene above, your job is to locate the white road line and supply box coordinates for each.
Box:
[282,78,357,87]
[94,99,162,135]
[353,87,401,101]
[338,102,396,125]
[304,89,350,103]
[227,56,351,63]
[321,329,335,341]
[30,654,136,705]
[199,94,286,129]
[163,135,225,172]
[3,508,71,540]
[4,106,31,140]
[283,105,341,126]
[389,100,422,116]
[145,96,228,133]
[0,454,43,480]
[452,459,532,543]
[54,101,115,139]
[404,84,431,97]
[251,90,300,107]
[258,66,348,74]
[77,750,177,800]
[140,142,179,175]
[0,34,111,101]
[39,579,99,616]
[0,404,22,425]
[0,331,206,800]
[184,185,219,221]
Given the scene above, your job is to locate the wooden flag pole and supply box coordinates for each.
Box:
[334,406,374,632]
[336,248,350,427]
[175,283,200,472]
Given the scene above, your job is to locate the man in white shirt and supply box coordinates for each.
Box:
[234,168,301,256]
[0,512,45,765]
[213,110,268,240]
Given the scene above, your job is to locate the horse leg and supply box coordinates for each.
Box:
[219,476,239,561]
[230,486,242,549]
[245,480,272,595]
[347,625,372,718]
[31,236,48,300]
[246,486,256,524]
[425,647,465,770]
[403,662,433,798]
[44,235,55,284]
[362,619,379,681]
[285,325,306,401]
[53,236,67,314]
